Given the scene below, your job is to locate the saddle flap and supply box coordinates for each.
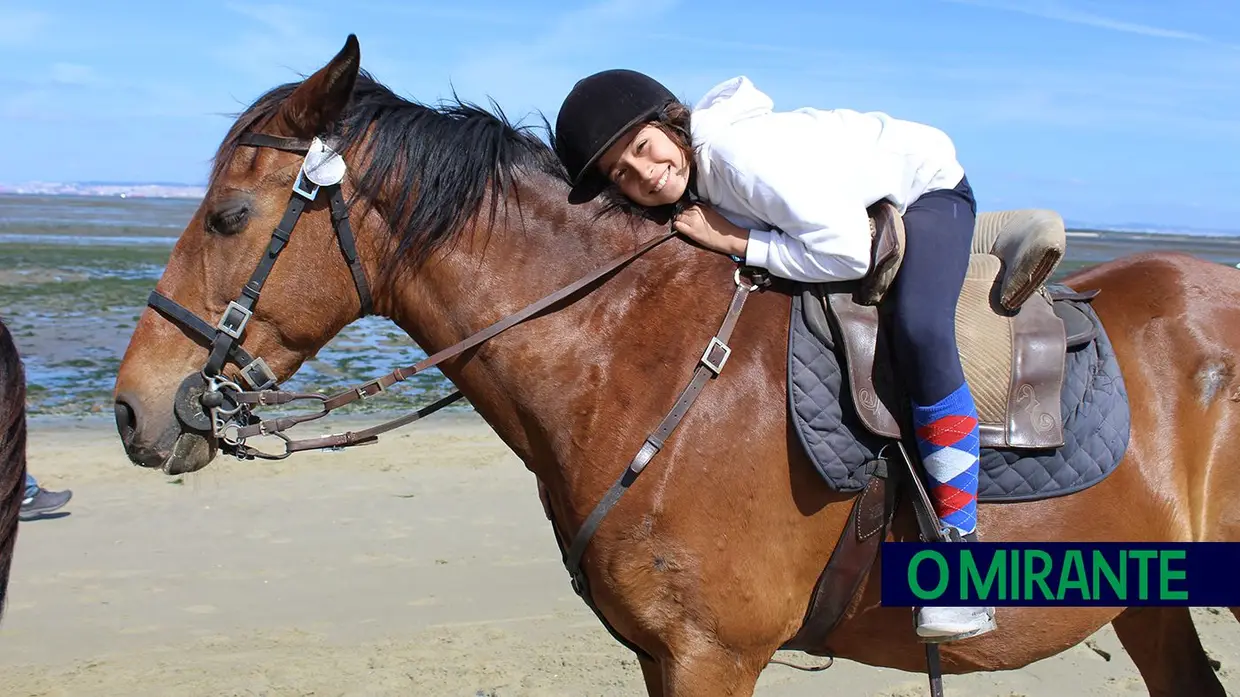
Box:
[825,290,904,440]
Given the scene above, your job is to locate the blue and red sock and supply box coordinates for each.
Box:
[911,382,980,537]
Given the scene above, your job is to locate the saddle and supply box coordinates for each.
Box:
[801,201,1075,450]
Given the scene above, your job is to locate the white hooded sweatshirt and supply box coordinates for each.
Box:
[689,76,966,283]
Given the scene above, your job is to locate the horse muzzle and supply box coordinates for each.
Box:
[115,377,220,475]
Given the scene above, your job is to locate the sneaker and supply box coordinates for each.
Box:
[19,487,72,521]
[916,604,996,643]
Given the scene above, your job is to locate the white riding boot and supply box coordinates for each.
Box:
[915,529,996,642]
[916,604,996,642]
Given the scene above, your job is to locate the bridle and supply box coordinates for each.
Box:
[147,131,389,458]
[144,124,772,660]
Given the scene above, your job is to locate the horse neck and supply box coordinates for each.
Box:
[374,176,701,481]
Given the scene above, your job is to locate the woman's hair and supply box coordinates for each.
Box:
[595,98,698,225]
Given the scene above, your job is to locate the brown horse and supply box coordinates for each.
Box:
[0,318,31,620]
[113,36,1240,696]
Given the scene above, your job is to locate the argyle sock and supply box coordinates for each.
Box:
[911,382,980,537]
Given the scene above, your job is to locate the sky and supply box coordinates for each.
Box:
[2,0,1238,232]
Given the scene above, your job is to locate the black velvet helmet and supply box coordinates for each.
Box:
[554,69,677,204]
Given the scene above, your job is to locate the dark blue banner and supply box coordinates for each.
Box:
[880,542,1240,607]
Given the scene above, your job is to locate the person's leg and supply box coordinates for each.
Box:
[20,471,72,521]
[888,176,994,641]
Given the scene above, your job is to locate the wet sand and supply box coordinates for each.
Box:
[2,412,1236,696]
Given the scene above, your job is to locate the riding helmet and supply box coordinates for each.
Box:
[554,69,677,204]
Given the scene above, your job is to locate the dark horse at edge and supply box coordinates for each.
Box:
[0,319,31,622]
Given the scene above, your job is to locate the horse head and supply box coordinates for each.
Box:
[113,36,388,474]
[112,33,665,476]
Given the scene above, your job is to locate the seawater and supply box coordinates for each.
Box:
[3,193,1239,417]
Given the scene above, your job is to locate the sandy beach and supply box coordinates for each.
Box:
[1,411,1235,697]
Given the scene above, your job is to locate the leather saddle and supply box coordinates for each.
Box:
[799,200,1088,450]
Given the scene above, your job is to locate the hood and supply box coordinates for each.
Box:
[691,76,774,136]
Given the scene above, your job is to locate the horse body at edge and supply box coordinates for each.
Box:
[0,319,31,621]
[111,36,1240,696]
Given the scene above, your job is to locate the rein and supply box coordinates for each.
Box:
[145,131,731,462]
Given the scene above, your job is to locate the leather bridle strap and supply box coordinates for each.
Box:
[147,289,261,369]
[203,191,309,379]
[239,133,314,153]
[328,187,373,317]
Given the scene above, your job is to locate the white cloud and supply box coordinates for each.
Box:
[50,63,103,86]
[940,0,1213,43]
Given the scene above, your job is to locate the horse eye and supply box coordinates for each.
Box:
[206,200,251,236]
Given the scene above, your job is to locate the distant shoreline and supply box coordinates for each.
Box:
[0,187,205,200]
[3,190,1238,239]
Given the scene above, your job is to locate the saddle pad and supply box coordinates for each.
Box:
[788,285,1132,502]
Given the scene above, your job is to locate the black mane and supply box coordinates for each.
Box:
[212,71,570,270]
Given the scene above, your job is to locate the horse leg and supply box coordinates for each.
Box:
[639,656,665,697]
[1111,607,1226,697]
[659,647,764,697]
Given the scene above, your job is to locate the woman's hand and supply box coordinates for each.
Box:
[673,204,749,258]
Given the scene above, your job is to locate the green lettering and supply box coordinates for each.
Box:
[1130,550,1158,600]
[1010,547,1019,600]
[963,550,1004,601]
[1092,550,1126,599]
[1159,550,1188,601]
[1024,550,1054,600]
[1057,550,1091,601]
[909,550,949,600]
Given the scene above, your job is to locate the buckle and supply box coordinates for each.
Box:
[569,570,587,598]
[217,301,252,339]
[699,336,731,375]
[734,267,760,291]
[239,357,277,391]
[356,379,384,400]
[292,169,320,201]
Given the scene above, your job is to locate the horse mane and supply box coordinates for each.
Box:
[0,318,28,621]
[212,71,573,272]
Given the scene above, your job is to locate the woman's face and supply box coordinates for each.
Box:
[596,123,690,207]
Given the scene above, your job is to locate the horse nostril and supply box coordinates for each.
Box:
[114,398,137,446]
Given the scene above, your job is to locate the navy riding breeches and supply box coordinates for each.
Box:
[887,175,977,406]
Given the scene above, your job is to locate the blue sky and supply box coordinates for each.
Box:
[3,0,1238,231]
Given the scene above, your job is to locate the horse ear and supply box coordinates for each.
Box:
[276,34,361,137]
